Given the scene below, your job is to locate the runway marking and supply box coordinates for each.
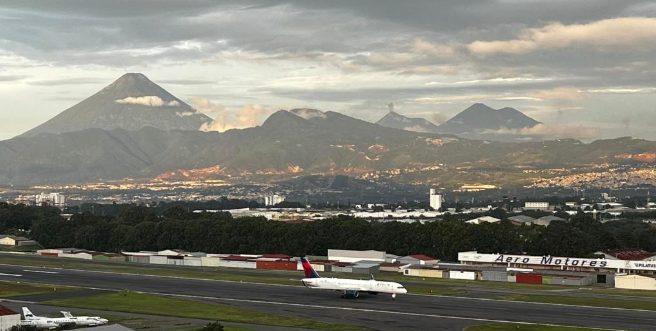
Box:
[2,262,656,314]
[409,292,656,314]
[0,272,22,277]
[0,263,299,288]
[81,286,622,331]
[33,284,622,331]
[0,278,634,331]
[22,269,59,274]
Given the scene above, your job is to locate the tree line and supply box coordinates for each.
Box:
[2,202,656,260]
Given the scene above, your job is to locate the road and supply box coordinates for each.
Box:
[1,264,655,330]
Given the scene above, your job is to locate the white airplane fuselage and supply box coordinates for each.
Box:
[64,316,109,326]
[19,319,59,330]
[302,277,407,298]
[61,312,109,326]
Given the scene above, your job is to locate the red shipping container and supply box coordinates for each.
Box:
[256,260,297,271]
[39,252,59,257]
[516,273,542,284]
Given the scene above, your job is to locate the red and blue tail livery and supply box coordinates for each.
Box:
[301,257,321,278]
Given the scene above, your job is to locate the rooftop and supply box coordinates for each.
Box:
[0,304,18,316]
[603,249,656,261]
[408,254,437,261]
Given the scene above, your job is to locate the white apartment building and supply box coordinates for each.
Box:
[429,189,443,210]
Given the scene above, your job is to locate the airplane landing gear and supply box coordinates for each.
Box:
[342,290,360,299]
[392,293,397,300]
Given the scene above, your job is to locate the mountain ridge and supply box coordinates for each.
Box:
[2,115,656,185]
[4,75,655,187]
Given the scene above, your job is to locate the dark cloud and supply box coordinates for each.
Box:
[1,0,655,140]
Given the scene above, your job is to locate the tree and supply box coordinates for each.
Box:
[201,322,224,331]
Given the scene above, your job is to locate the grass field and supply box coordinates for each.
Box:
[465,323,609,331]
[46,291,371,331]
[0,280,72,297]
[104,314,253,331]
[591,287,656,298]
[501,294,656,311]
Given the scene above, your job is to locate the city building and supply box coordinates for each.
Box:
[0,235,38,247]
[615,274,656,290]
[524,201,549,210]
[264,194,285,206]
[534,215,566,226]
[507,215,536,225]
[429,189,443,210]
[36,192,66,207]
[465,216,500,224]
[328,249,386,263]
[399,254,439,266]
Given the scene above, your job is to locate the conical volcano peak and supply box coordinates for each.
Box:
[463,103,495,112]
[20,73,212,137]
[437,103,540,136]
[99,72,177,101]
[111,72,151,86]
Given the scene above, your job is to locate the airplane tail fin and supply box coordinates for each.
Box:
[22,307,35,319]
[61,311,73,318]
[300,257,320,278]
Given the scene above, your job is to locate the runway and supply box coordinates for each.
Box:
[1,264,654,330]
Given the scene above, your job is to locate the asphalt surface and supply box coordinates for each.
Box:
[2,264,655,331]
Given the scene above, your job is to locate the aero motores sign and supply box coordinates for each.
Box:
[458,252,656,271]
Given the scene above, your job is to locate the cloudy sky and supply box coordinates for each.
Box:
[1,0,655,140]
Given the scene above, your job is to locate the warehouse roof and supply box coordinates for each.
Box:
[508,215,536,224]
[0,235,30,241]
[408,254,437,261]
[261,254,292,259]
[0,304,18,316]
[601,249,656,261]
[221,255,253,261]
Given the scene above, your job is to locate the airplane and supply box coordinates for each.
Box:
[61,311,109,327]
[300,257,408,299]
[22,307,107,328]
[22,307,75,329]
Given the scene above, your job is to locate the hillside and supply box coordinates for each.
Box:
[2,108,656,186]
